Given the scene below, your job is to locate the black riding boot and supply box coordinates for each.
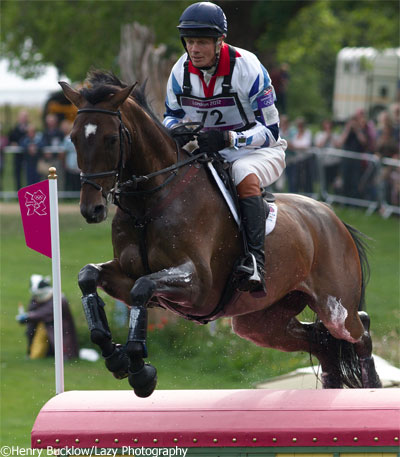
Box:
[236,195,267,297]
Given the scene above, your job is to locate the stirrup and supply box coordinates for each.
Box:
[236,254,260,281]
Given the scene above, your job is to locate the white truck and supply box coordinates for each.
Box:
[333,47,400,121]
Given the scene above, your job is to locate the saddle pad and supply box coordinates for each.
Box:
[265,202,278,235]
[207,162,278,235]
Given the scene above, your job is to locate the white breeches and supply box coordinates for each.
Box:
[231,141,287,187]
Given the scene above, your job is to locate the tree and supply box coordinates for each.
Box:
[1,0,189,81]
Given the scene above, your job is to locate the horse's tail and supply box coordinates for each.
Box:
[312,320,363,388]
[342,221,371,311]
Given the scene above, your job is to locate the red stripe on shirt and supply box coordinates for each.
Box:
[188,43,241,97]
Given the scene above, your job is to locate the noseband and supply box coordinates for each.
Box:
[77,108,132,200]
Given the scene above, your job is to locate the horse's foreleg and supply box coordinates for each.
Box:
[78,262,133,379]
[126,261,205,397]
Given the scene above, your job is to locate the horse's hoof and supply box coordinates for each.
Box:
[105,344,129,379]
[321,372,343,388]
[360,356,382,388]
[128,363,157,397]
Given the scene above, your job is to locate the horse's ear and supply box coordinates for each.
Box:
[109,83,137,109]
[59,81,85,108]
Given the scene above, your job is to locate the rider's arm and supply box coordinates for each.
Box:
[163,57,187,129]
[227,60,281,150]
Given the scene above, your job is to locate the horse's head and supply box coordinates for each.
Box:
[59,80,135,223]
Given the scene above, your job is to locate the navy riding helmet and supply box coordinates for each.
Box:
[178,2,228,38]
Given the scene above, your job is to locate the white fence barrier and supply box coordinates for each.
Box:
[1,145,399,218]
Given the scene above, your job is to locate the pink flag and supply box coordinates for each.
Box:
[18,180,52,258]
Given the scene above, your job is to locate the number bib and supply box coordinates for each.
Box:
[177,93,249,131]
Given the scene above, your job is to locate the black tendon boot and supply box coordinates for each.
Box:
[236,195,267,297]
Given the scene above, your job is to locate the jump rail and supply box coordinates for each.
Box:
[31,389,399,455]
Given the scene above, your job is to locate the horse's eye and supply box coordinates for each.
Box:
[105,135,118,145]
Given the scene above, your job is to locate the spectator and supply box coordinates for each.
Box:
[0,123,9,190]
[8,109,29,190]
[270,63,290,114]
[40,113,64,148]
[40,114,65,187]
[337,110,371,199]
[20,124,42,185]
[389,102,400,142]
[279,115,297,192]
[60,119,80,192]
[314,119,341,192]
[16,275,79,360]
[375,118,400,207]
[290,117,313,194]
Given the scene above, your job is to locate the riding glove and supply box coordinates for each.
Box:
[198,130,230,153]
[170,124,195,147]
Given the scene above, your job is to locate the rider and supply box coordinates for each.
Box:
[163,2,287,296]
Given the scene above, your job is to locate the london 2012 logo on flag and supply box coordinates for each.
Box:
[23,189,48,216]
[18,180,52,258]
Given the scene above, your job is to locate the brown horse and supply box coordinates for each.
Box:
[60,71,381,397]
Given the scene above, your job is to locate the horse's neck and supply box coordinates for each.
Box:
[124,102,176,182]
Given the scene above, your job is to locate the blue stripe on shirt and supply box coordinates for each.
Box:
[249,75,260,99]
[172,73,183,95]
[267,123,279,141]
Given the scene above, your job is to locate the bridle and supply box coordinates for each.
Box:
[77,108,205,204]
[77,108,132,201]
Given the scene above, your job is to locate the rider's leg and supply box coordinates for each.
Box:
[236,173,267,296]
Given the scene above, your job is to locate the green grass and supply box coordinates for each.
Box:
[0,204,399,447]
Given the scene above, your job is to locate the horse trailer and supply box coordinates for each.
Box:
[333,47,400,121]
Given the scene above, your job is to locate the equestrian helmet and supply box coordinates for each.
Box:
[178,2,228,38]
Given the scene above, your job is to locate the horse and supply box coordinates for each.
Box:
[59,71,382,397]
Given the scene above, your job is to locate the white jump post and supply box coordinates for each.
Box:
[48,167,64,395]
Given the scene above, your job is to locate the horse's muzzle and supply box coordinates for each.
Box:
[80,202,108,223]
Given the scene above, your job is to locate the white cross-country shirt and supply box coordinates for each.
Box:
[163,43,284,162]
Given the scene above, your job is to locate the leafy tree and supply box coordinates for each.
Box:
[1,0,190,81]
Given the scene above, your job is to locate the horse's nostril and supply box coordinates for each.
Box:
[94,205,105,215]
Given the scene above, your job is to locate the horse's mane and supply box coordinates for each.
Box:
[81,69,166,131]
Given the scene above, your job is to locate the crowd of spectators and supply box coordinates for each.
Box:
[1,104,399,209]
[1,110,80,192]
[277,103,400,208]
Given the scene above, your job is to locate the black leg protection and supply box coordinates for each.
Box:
[359,356,382,388]
[82,293,113,355]
[128,306,148,358]
[126,277,158,397]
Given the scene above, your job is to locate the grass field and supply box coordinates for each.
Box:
[0,202,399,448]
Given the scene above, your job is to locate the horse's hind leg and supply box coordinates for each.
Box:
[315,296,382,388]
[78,262,131,379]
[354,311,382,388]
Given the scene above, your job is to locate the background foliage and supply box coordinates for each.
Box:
[1,0,399,120]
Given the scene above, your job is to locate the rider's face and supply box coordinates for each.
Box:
[185,37,216,68]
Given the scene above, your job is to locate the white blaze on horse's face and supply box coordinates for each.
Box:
[84,123,97,139]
